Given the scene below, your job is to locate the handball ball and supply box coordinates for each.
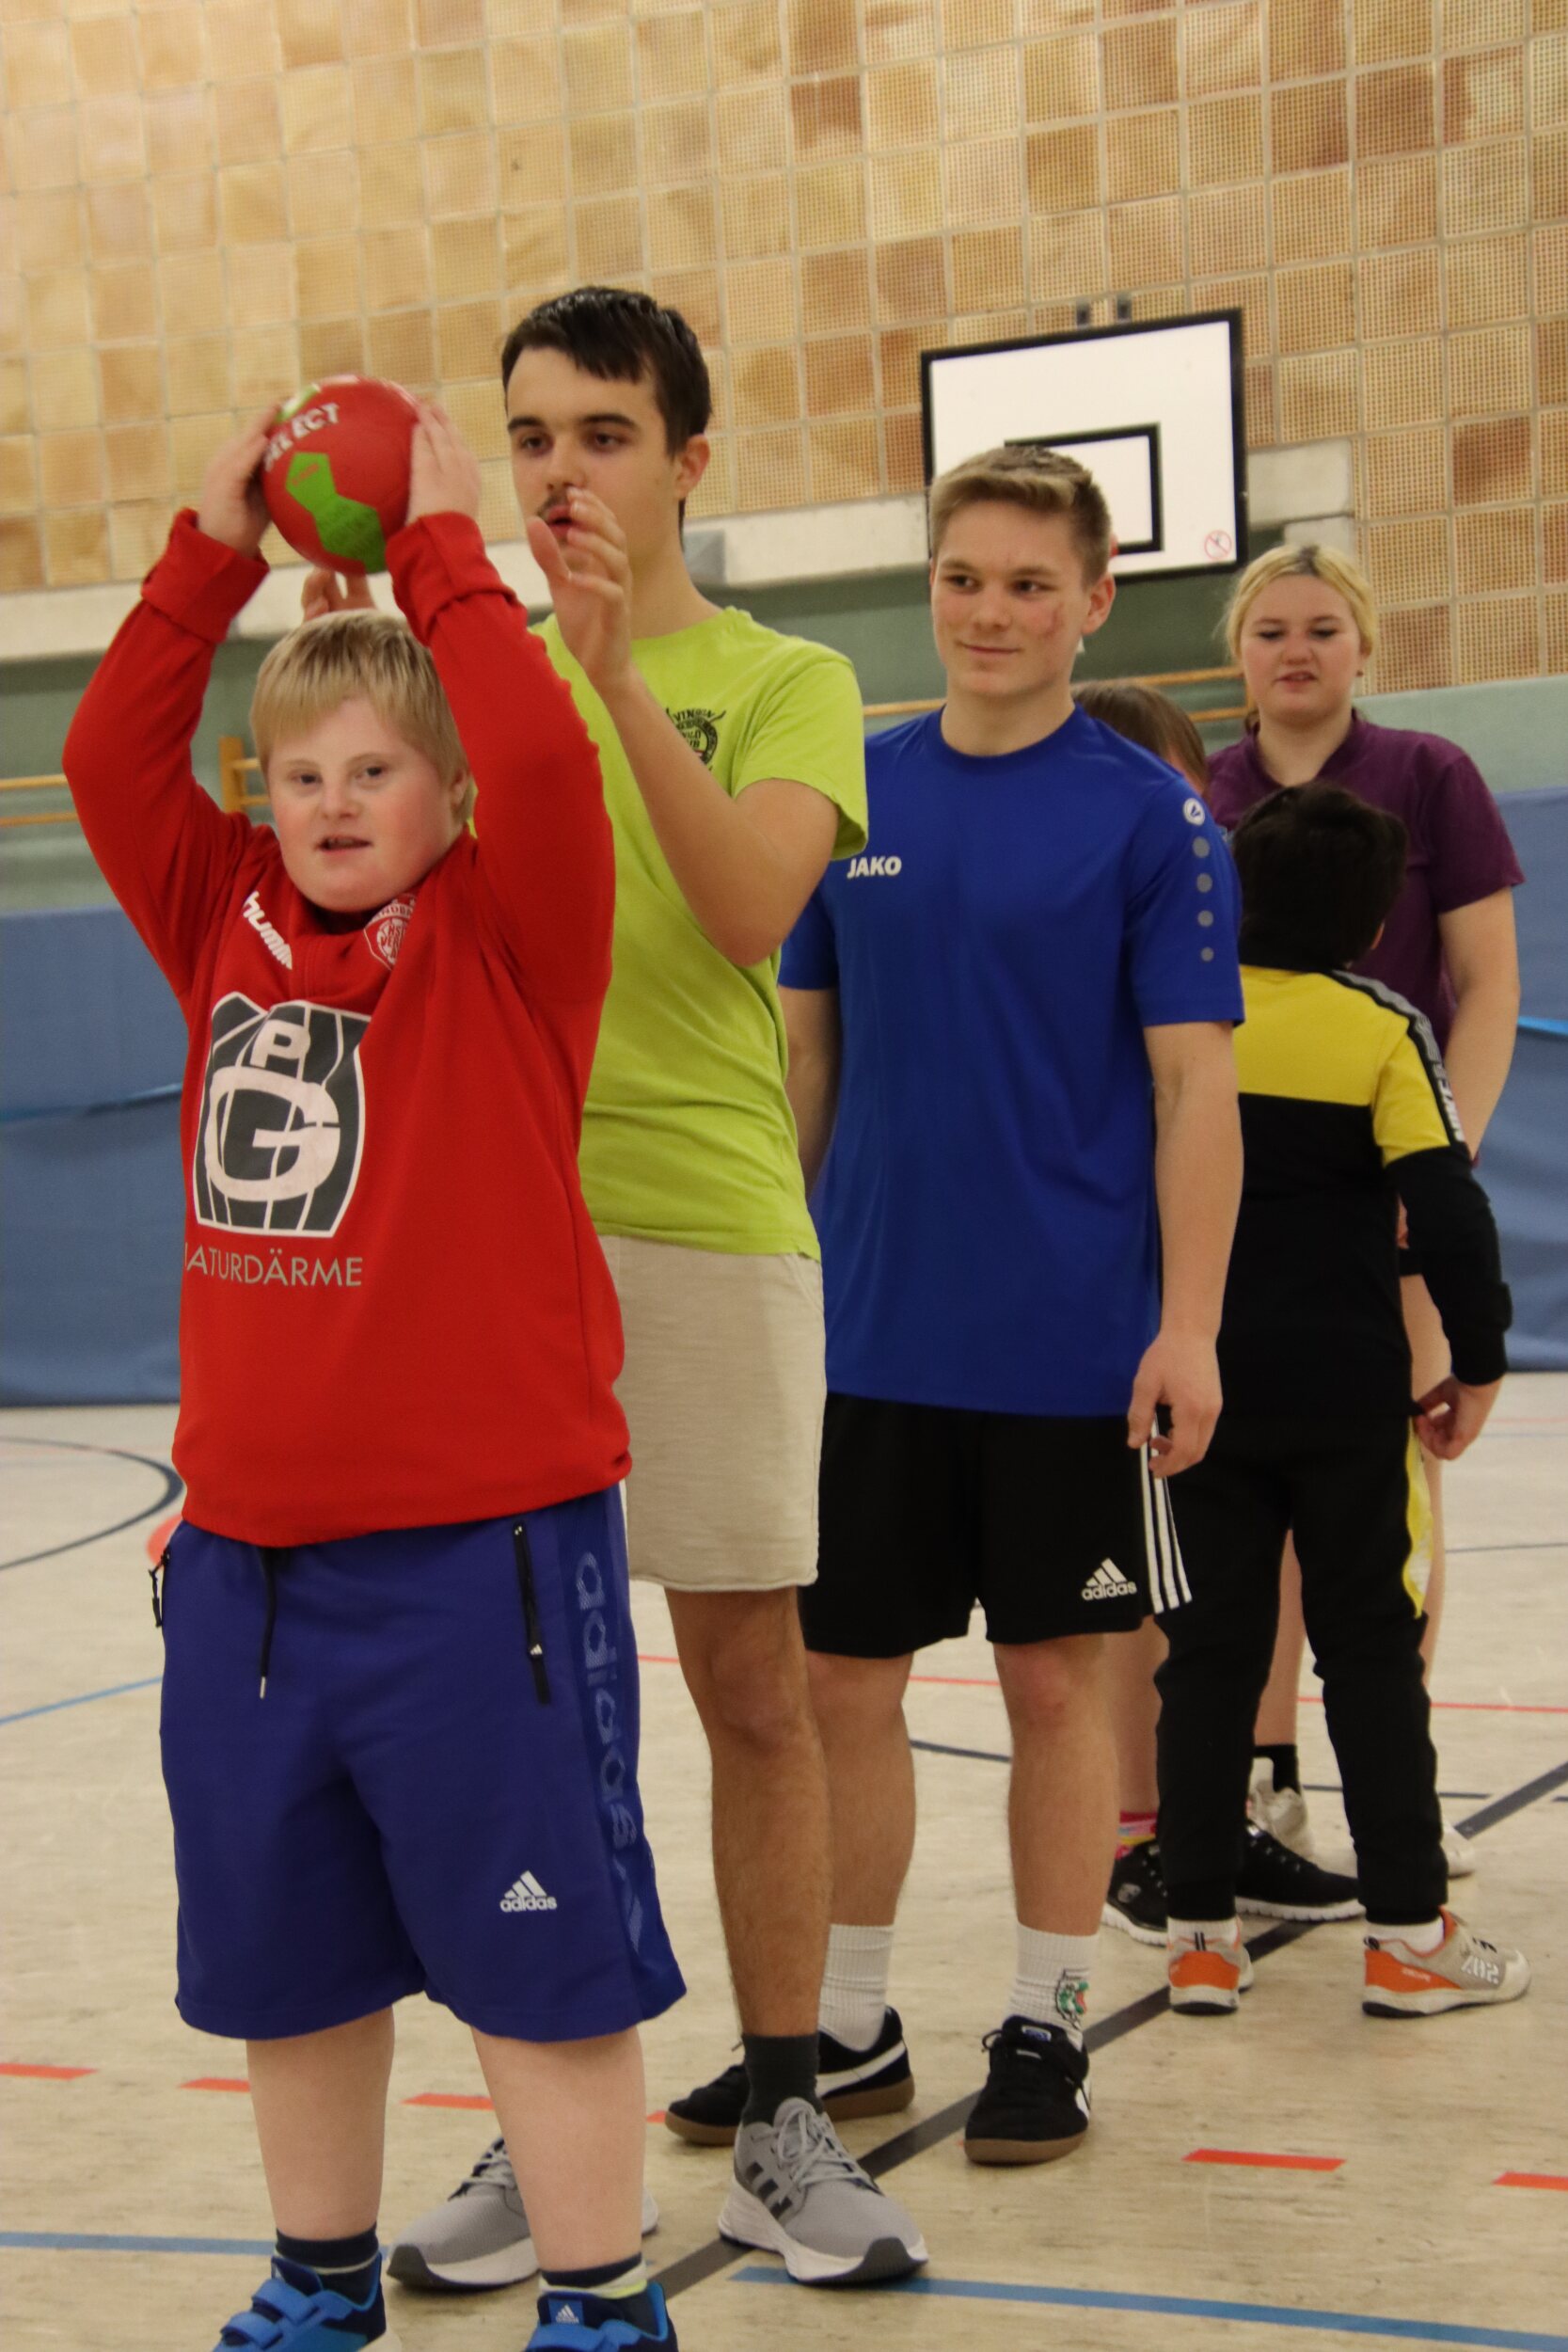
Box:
[261,376,419,575]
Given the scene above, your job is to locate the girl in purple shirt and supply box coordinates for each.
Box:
[1212,544,1523,1877]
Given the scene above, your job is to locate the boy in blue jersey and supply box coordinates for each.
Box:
[774,448,1244,2162]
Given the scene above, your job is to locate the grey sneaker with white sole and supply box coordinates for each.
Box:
[719,2098,927,2287]
[387,2137,658,2293]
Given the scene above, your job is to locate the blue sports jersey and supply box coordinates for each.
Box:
[780,707,1244,1416]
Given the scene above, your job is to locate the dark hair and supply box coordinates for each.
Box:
[1231,784,1408,970]
[1073,681,1209,794]
[499,286,712,453]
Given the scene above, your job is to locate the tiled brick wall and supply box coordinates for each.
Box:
[0,0,1562,689]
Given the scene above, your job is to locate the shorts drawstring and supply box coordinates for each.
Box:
[258,1547,284,1697]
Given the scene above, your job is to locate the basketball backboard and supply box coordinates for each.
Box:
[921,312,1246,580]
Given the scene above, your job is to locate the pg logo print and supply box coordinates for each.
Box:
[193,993,369,1235]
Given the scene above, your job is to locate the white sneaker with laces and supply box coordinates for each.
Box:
[388,2137,658,2292]
[720,2097,927,2286]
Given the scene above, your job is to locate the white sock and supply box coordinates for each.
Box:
[1366,1915,1446,1955]
[1167,1915,1242,1945]
[1007,1925,1097,2044]
[818,1923,895,2051]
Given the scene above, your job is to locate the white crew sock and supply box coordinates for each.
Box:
[1007,1925,1098,2045]
[1166,1915,1243,1945]
[1366,1915,1446,1955]
[818,1923,895,2051]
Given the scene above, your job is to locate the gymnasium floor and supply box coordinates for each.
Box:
[3,1385,1564,2352]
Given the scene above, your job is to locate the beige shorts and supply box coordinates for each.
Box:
[597,1233,825,1593]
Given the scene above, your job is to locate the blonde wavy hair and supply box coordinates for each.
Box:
[252,611,475,820]
[1223,542,1379,667]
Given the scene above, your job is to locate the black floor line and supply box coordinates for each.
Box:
[0,1434,182,1573]
[652,1752,1568,2309]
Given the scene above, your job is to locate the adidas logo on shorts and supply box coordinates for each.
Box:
[499,1869,558,1914]
[1081,1560,1138,1602]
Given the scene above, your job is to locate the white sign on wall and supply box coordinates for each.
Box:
[921,313,1246,580]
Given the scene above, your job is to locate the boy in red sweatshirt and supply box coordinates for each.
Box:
[64,406,684,2352]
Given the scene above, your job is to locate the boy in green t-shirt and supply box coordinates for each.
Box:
[389,292,927,2293]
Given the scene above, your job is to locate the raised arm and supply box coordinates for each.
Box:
[62,419,273,1003]
[388,405,613,1008]
[531,487,845,968]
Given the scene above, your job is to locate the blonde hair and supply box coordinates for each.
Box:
[251,611,475,820]
[928,445,1114,581]
[1223,542,1379,665]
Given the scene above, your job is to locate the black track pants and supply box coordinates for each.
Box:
[1156,1413,1447,1926]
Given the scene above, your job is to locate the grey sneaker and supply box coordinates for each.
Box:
[387,2137,658,2292]
[718,2097,927,2286]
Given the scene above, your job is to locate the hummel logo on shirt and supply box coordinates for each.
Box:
[1081,1560,1138,1601]
[499,1869,558,1913]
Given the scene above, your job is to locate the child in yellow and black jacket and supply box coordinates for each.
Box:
[1156,784,1529,2022]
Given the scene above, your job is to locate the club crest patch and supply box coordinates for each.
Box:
[668,707,725,766]
[366,894,416,970]
[193,993,369,1235]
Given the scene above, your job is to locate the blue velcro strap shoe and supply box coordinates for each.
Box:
[214,2255,395,2349]
[526,2280,677,2349]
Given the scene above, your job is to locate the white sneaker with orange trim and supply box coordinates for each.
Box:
[1362,1912,1529,2019]
[1166,1922,1254,2016]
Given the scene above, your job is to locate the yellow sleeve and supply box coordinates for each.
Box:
[1372,1011,1466,1168]
[732,641,868,861]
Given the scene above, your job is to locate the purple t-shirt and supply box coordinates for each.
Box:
[1208,715,1523,1048]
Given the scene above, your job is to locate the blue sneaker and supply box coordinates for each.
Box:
[214,2255,398,2349]
[526,2280,677,2349]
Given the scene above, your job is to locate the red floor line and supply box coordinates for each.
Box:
[1185,2149,1343,2172]
[1496,2171,1568,2191]
[0,2062,94,2081]
[145,1515,181,1564]
[182,2076,249,2092]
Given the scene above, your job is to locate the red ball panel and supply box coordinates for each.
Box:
[261,375,419,575]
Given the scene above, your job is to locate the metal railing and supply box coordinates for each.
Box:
[2,671,1246,831]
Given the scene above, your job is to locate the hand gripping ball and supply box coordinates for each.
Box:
[261,376,419,575]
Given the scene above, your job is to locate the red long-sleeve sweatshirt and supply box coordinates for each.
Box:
[64,509,629,1545]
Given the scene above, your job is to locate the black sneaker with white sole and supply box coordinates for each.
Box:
[663,2008,914,2148]
[1103,1840,1167,1946]
[1236,1822,1363,1922]
[962,2017,1090,2167]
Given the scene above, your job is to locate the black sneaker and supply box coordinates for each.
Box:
[663,2008,915,2148]
[962,2017,1090,2167]
[1236,1822,1363,1922]
[1103,1839,1167,1946]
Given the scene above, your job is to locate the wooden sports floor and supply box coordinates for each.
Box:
[3,1384,1565,2352]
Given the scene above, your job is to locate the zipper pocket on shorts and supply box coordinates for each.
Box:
[512,1520,552,1704]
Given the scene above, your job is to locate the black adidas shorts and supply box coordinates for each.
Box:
[800,1394,1183,1659]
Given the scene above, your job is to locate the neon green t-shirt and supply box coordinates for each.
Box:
[538,607,867,1256]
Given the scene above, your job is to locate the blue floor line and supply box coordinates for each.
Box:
[0,2231,272,2258]
[0,1677,162,1728]
[738,2268,1568,2351]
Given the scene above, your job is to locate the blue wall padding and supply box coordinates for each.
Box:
[3,793,1565,1402]
[2,907,186,1404]
[1465,788,1568,1373]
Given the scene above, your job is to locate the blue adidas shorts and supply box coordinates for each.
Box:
[158,1489,685,2043]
